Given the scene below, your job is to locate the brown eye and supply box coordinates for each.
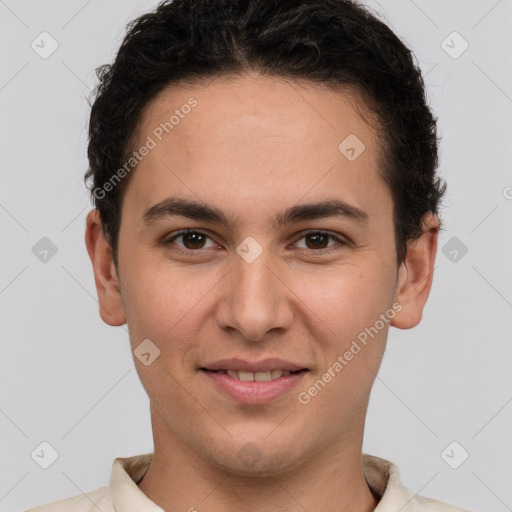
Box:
[165,230,216,251]
[304,232,330,249]
[181,232,207,249]
[294,231,344,251]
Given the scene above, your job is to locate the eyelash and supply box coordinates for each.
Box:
[163,229,347,255]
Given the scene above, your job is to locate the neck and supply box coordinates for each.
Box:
[137,412,379,512]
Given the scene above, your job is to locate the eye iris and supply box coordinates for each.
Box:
[176,231,334,251]
[182,232,206,250]
[306,232,329,249]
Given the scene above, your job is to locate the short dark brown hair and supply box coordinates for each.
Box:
[85,0,446,268]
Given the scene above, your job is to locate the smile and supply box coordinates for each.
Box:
[201,368,308,404]
[209,369,298,381]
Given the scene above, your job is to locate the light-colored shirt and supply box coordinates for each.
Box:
[25,452,471,511]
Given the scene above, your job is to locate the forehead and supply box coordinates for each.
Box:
[123,73,391,231]
[137,72,380,153]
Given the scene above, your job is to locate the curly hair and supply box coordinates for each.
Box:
[85,0,446,268]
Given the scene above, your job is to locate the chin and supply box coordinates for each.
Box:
[202,437,306,478]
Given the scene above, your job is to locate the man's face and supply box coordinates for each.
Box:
[104,74,403,473]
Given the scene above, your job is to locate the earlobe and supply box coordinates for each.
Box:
[85,209,127,326]
[390,212,440,330]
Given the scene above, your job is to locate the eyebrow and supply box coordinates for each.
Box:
[142,196,369,230]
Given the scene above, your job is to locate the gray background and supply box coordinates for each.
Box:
[1,1,511,511]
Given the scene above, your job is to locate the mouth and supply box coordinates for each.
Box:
[199,367,309,404]
[200,368,307,381]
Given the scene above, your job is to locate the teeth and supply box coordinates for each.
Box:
[271,369,282,379]
[255,371,272,382]
[222,369,293,381]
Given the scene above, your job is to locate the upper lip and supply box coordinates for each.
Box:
[201,358,308,373]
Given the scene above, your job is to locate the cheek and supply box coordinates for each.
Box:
[298,272,391,423]
[299,261,394,339]
[122,268,218,395]
[121,255,210,336]
[296,260,394,405]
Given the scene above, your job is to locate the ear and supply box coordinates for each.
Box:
[390,212,440,329]
[84,209,127,326]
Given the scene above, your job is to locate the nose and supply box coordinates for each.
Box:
[215,249,294,342]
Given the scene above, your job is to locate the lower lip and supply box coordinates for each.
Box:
[201,370,307,405]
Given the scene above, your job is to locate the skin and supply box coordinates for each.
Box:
[85,72,439,512]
